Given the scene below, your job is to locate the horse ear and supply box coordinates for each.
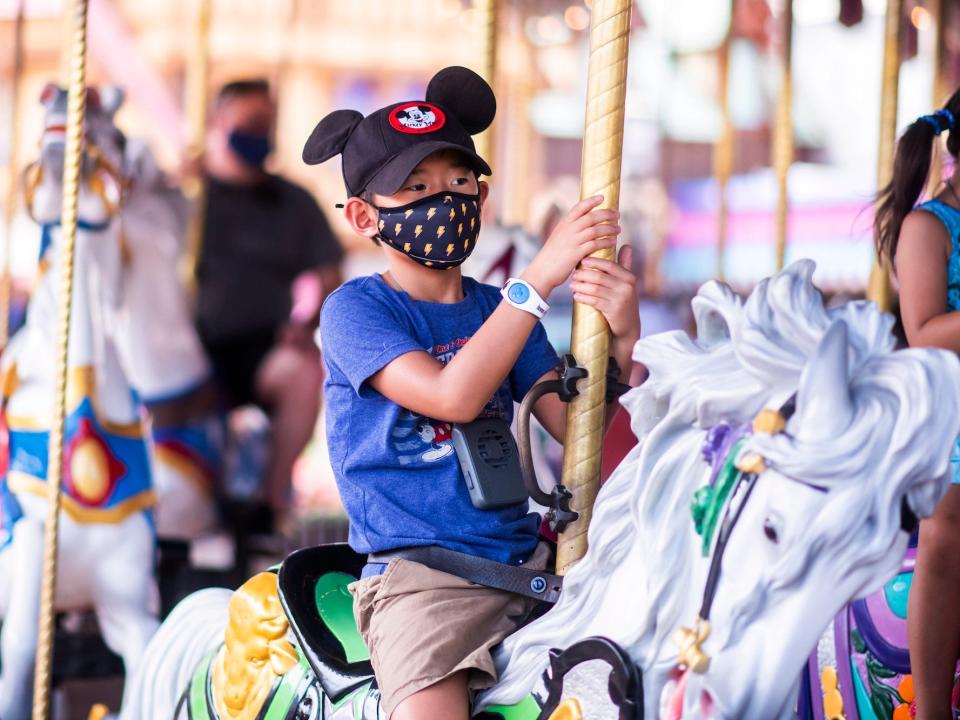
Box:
[39,83,60,107]
[426,66,496,135]
[795,321,853,442]
[302,110,363,165]
[98,86,126,117]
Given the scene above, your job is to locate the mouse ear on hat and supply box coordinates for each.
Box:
[302,109,364,165]
[426,66,496,135]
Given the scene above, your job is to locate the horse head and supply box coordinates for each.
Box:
[25,83,126,228]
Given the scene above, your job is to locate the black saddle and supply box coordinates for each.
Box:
[278,544,376,702]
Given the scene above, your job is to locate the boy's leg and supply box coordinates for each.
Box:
[391,671,470,720]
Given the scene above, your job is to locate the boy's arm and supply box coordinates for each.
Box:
[369,297,545,423]
[368,197,619,423]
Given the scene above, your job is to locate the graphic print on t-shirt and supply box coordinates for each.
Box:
[390,336,505,466]
[392,412,454,464]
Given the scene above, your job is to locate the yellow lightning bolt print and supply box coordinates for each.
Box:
[378,220,385,231]
[470,218,475,231]
[437,225,446,238]
[424,243,433,255]
[404,242,411,253]
[461,202,467,216]
[446,243,454,256]
[463,239,469,250]
[414,225,423,238]
[427,208,436,220]
[404,209,413,219]
[444,195,453,203]
[449,208,456,221]
[394,223,402,235]
[458,223,463,237]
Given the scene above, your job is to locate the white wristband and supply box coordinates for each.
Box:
[501,278,549,319]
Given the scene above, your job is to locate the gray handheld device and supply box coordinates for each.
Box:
[452,418,529,510]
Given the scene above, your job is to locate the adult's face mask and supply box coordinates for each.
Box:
[374,190,481,269]
[228,130,272,168]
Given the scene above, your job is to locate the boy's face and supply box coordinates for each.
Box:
[371,151,484,208]
[344,151,489,244]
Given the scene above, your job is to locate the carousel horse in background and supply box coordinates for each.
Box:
[0,83,158,720]
[484,260,960,718]
[115,137,220,540]
[118,261,960,720]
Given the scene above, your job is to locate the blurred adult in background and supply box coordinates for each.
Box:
[197,79,343,521]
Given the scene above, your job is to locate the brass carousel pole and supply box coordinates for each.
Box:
[772,0,794,272]
[714,0,735,282]
[556,0,631,575]
[866,0,903,311]
[183,0,211,288]
[32,0,88,716]
[1,0,27,348]
[927,0,947,198]
[473,0,498,166]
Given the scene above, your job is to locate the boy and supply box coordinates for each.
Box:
[306,67,640,719]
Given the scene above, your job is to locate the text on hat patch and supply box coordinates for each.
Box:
[389,102,446,134]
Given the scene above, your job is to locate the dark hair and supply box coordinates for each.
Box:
[215,78,271,107]
[875,88,960,266]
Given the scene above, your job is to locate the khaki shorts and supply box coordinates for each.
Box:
[349,543,551,718]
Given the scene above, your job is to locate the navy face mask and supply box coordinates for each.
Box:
[228,130,272,168]
[375,190,482,269]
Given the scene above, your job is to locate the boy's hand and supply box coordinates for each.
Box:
[522,195,620,296]
[569,245,640,346]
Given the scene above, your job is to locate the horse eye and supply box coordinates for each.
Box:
[763,518,779,543]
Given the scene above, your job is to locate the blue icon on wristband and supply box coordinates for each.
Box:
[508,283,530,304]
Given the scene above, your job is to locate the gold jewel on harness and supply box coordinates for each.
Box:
[752,407,786,435]
[547,698,584,720]
[735,452,766,475]
[674,616,711,674]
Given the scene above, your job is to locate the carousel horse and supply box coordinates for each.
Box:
[0,84,158,719]
[115,137,220,540]
[119,261,960,720]
[484,260,960,718]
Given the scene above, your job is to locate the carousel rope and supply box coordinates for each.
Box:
[32,0,88,715]
[772,0,794,272]
[1,0,26,349]
[473,0,497,166]
[556,0,631,575]
[183,0,211,291]
[867,0,903,312]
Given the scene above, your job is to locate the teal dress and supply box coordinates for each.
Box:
[915,199,960,483]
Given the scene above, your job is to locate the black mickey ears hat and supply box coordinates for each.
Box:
[302,66,495,198]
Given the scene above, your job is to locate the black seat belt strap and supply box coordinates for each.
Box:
[367,546,563,604]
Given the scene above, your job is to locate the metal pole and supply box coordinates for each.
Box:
[927,0,947,198]
[772,0,794,272]
[473,0,497,168]
[1,0,27,348]
[867,0,903,311]
[182,0,211,288]
[714,0,735,282]
[32,0,88,715]
[556,0,631,575]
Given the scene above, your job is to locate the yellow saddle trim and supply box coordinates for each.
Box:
[6,471,155,524]
[211,572,299,720]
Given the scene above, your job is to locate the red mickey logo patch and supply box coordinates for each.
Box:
[389,102,446,134]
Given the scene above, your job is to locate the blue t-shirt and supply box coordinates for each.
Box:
[319,274,559,565]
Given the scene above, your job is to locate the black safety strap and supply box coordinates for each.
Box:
[368,545,563,604]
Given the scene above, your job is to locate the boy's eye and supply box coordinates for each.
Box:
[451,177,469,186]
[405,183,427,192]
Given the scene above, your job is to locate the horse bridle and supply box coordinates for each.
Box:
[23,141,126,223]
[675,393,920,675]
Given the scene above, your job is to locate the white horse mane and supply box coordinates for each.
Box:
[484,260,960,709]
